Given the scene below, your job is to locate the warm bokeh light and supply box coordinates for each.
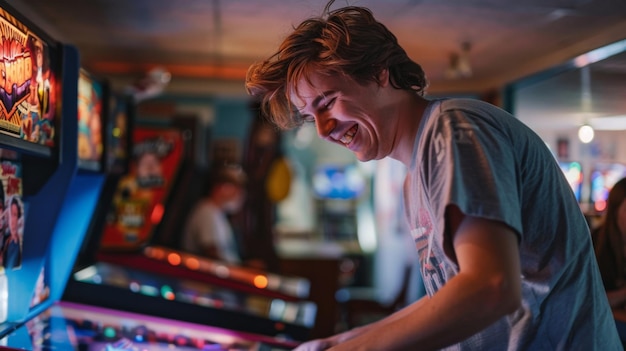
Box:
[594,199,607,212]
[185,257,200,270]
[167,253,181,266]
[150,203,165,224]
[145,247,166,260]
[253,275,269,289]
[215,265,230,278]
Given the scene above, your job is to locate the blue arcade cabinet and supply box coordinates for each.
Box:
[0,1,306,349]
[0,0,82,330]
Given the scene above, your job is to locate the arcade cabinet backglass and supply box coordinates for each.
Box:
[77,69,108,173]
[105,93,132,176]
[0,20,58,156]
[100,126,184,250]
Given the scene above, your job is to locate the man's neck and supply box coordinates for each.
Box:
[390,93,430,166]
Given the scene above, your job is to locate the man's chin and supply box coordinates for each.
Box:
[355,153,374,163]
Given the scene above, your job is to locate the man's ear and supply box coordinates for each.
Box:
[377,68,390,87]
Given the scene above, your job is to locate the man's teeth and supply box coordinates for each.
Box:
[340,125,358,145]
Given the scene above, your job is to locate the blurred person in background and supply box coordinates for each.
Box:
[592,177,626,344]
[181,165,246,265]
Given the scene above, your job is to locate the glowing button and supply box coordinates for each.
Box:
[168,253,181,266]
[254,275,269,289]
[103,326,116,339]
[185,257,200,270]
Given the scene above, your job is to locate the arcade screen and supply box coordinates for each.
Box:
[100,127,184,250]
[312,164,365,200]
[590,162,626,212]
[1,302,295,350]
[0,6,58,155]
[558,161,583,202]
[77,69,105,172]
[106,94,132,175]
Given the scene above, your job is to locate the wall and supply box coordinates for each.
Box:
[512,45,626,212]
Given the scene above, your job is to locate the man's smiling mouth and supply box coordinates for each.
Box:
[340,125,358,145]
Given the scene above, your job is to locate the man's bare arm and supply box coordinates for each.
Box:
[314,205,522,351]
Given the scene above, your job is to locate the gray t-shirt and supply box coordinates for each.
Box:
[181,201,241,264]
[403,98,621,350]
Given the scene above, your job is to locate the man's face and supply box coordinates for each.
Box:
[290,69,396,162]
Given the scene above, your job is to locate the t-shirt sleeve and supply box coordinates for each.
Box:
[185,204,218,249]
[426,108,524,237]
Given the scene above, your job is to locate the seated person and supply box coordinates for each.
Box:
[591,177,626,341]
[180,165,246,264]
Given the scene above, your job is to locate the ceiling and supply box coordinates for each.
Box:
[514,48,626,132]
[5,0,626,138]
[9,0,626,98]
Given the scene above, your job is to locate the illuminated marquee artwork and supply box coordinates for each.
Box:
[101,128,184,250]
[0,8,56,147]
[77,70,104,170]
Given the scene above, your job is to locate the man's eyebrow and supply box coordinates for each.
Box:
[311,90,334,110]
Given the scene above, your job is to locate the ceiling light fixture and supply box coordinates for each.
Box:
[577,65,595,144]
[578,123,594,143]
[444,41,472,79]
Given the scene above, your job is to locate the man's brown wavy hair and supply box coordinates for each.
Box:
[245,0,428,130]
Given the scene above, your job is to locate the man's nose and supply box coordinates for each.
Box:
[315,117,336,140]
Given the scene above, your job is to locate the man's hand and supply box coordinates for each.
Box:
[292,337,336,351]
